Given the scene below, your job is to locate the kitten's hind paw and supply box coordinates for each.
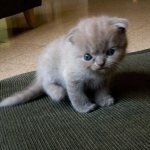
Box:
[96,96,114,107]
[50,87,66,102]
[45,84,66,102]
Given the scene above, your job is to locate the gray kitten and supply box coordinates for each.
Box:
[0,16,128,113]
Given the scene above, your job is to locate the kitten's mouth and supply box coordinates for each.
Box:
[97,67,107,71]
[97,67,109,72]
[91,66,108,72]
[98,67,104,70]
[98,68,106,72]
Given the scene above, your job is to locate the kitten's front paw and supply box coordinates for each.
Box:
[73,103,97,113]
[96,96,114,107]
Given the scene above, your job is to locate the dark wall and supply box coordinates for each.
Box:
[0,0,41,19]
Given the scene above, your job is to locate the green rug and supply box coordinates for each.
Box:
[0,49,150,150]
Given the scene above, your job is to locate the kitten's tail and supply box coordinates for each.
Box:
[0,80,43,107]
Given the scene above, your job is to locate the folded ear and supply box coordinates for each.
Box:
[66,27,78,43]
[111,17,128,29]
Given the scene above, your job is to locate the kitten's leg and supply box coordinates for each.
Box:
[95,88,114,107]
[43,83,66,102]
[66,81,96,113]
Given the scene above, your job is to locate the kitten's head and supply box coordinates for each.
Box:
[67,16,128,73]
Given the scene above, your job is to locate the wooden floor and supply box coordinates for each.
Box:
[0,0,150,80]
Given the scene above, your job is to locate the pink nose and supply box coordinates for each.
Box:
[95,61,105,67]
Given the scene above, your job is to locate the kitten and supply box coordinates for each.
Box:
[0,16,128,113]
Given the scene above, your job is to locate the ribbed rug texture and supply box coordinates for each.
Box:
[0,49,150,150]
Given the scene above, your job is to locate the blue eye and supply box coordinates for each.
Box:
[84,53,93,61]
[106,48,117,56]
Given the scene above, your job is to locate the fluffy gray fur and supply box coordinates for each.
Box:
[0,16,128,113]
